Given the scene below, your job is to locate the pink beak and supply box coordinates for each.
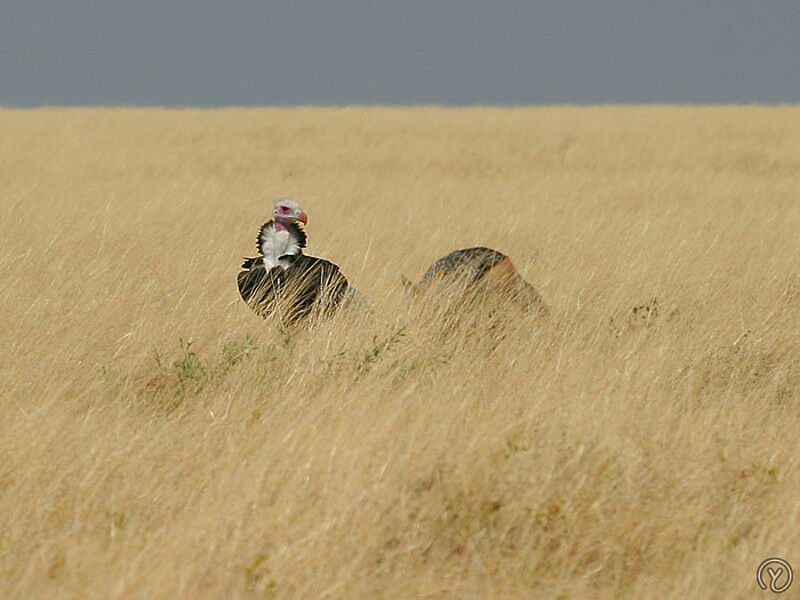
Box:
[297,211,308,225]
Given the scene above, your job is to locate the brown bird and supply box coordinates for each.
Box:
[402,247,548,316]
[237,198,352,324]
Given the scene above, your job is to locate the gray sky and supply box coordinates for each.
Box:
[1,1,798,106]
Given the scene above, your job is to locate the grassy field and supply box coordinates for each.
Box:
[1,106,799,599]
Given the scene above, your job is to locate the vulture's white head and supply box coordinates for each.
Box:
[273,198,308,230]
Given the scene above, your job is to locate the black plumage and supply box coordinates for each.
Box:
[237,220,351,324]
[238,254,349,324]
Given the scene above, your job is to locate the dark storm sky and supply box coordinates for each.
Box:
[1,1,798,106]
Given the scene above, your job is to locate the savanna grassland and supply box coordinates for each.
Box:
[1,106,799,599]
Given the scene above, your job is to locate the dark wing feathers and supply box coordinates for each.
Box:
[276,255,349,322]
[237,260,281,306]
[240,256,261,270]
[237,253,349,324]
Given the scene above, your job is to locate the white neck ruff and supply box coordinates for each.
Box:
[260,226,302,269]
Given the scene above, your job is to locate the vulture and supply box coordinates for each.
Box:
[237,198,352,324]
[402,247,548,316]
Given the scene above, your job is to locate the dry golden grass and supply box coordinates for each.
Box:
[1,106,799,599]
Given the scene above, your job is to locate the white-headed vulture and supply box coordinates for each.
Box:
[238,198,351,324]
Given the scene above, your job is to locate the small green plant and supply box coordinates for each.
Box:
[322,344,349,379]
[502,437,530,460]
[96,364,122,391]
[319,327,409,385]
[152,347,165,369]
[385,350,449,387]
[244,552,277,596]
[172,338,208,395]
[220,335,255,369]
[353,326,407,381]
[211,335,257,384]
[105,509,128,538]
